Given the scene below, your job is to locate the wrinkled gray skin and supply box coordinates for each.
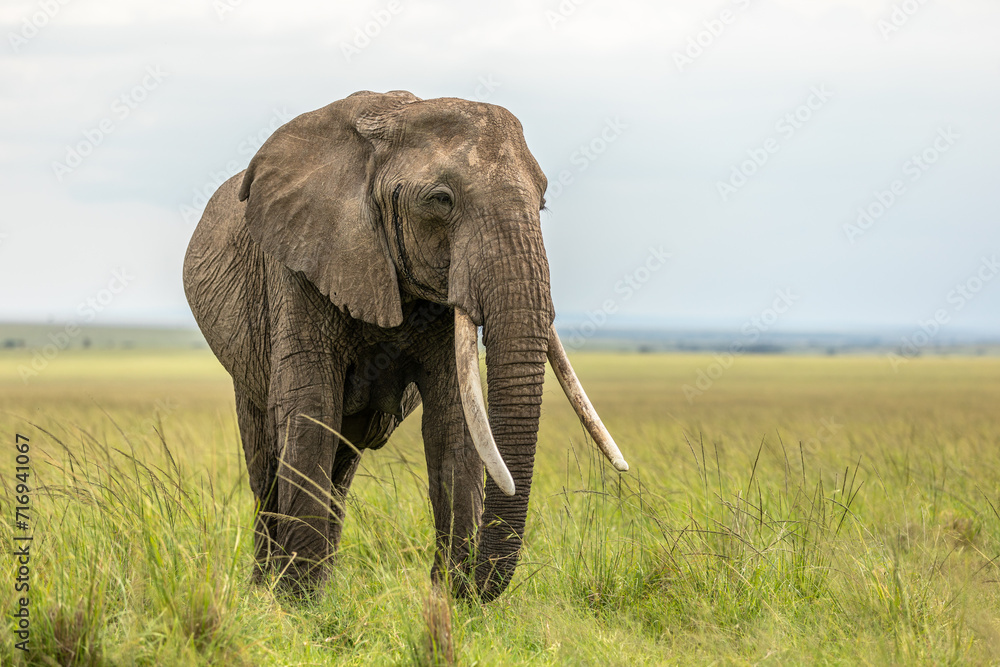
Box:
[183,90,553,601]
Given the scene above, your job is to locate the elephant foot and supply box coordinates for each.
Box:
[253,554,330,598]
[430,552,481,603]
[250,561,268,586]
[430,568,468,602]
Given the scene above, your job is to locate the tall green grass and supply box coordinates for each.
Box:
[1,351,998,664]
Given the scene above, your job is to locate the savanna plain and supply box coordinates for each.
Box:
[1,349,998,665]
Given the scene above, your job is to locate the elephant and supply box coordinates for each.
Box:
[182,90,628,601]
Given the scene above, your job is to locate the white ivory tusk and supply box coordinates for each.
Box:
[547,325,629,472]
[454,309,516,496]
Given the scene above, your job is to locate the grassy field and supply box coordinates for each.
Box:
[1,350,999,665]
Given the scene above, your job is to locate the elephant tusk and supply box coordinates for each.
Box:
[454,308,516,496]
[547,325,629,472]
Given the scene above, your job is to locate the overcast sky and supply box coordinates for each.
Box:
[2,0,999,335]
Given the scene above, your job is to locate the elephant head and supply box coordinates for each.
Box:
[238,90,627,600]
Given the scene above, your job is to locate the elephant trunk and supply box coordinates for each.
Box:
[470,236,553,601]
[450,209,630,600]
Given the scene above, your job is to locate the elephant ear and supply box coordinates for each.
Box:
[239,90,420,328]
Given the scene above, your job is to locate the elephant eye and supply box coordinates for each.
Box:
[429,191,453,207]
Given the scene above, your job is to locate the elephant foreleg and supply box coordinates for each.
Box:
[418,364,485,595]
[267,353,344,589]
